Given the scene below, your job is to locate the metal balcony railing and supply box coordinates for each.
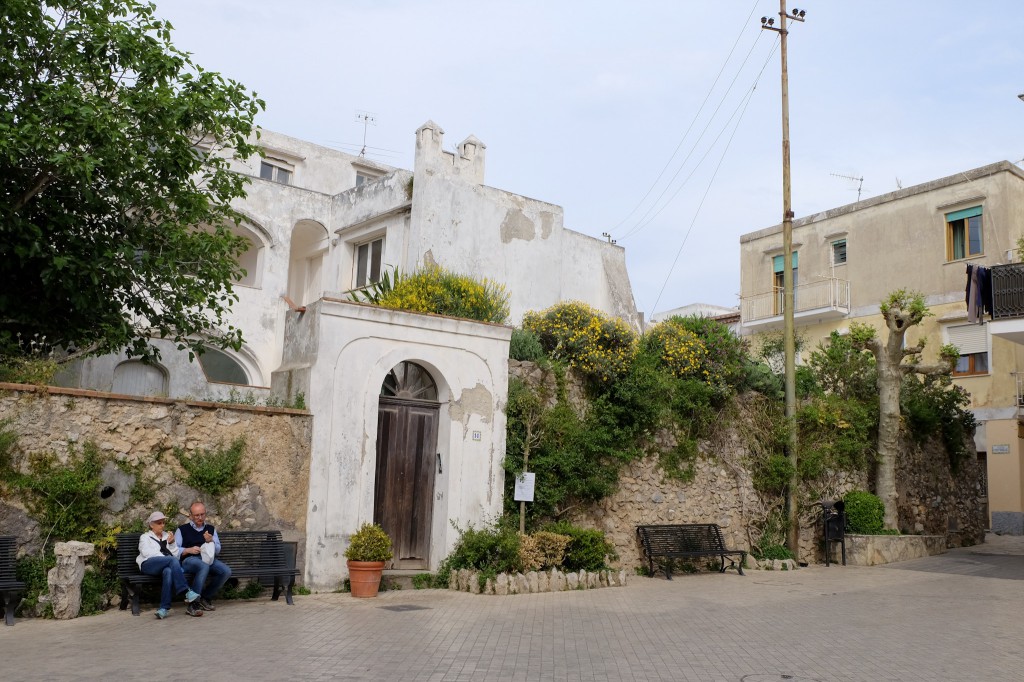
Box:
[741,277,850,324]
[990,262,1024,320]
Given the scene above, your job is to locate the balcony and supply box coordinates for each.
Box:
[741,277,850,331]
[988,263,1024,344]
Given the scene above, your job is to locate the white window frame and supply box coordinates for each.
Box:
[260,157,293,185]
[831,238,847,266]
[354,236,385,288]
[946,323,989,377]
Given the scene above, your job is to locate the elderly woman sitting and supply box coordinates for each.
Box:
[136,511,202,619]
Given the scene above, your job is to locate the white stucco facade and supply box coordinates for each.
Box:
[61,122,640,586]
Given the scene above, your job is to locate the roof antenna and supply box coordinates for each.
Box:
[830,172,864,201]
[355,110,376,157]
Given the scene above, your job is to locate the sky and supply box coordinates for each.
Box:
[152,0,1024,319]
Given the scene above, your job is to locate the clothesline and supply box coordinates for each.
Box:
[965,263,990,324]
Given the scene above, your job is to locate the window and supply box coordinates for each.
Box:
[355,237,384,288]
[946,206,982,260]
[198,347,249,385]
[356,171,381,187]
[831,239,847,265]
[771,252,798,315]
[260,160,292,185]
[947,323,989,377]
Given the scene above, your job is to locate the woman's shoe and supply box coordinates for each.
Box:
[184,589,200,603]
[155,608,169,619]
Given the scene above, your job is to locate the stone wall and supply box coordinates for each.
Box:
[0,383,312,574]
[509,362,985,568]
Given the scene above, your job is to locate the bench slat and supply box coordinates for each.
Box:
[0,536,26,626]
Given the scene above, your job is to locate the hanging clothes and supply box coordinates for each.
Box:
[967,264,980,323]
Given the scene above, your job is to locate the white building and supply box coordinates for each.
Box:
[62,122,639,588]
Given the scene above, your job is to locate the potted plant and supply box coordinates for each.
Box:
[344,522,394,598]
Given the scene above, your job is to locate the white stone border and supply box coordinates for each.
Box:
[449,568,628,595]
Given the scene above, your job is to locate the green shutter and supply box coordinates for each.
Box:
[772,252,799,273]
[946,206,982,222]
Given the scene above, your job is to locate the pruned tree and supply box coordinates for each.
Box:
[850,290,958,529]
[0,0,264,362]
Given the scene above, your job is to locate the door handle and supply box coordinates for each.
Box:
[436,452,442,474]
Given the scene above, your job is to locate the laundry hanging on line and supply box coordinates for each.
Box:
[965,263,991,324]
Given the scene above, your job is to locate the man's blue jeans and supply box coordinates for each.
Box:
[140,556,189,610]
[181,555,232,600]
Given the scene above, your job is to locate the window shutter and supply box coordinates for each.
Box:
[772,252,799,273]
[946,324,987,355]
[945,206,982,222]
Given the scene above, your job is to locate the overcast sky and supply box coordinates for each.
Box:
[153,0,1024,318]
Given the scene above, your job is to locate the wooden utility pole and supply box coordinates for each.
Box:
[761,2,806,556]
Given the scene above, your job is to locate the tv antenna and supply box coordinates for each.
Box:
[355,110,377,157]
[601,232,617,245]
[830,172,864,201]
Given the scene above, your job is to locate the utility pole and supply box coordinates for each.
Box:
[761,2,806,557]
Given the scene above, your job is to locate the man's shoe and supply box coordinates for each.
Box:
[198,598,215,612]
[155,608,169,619]
[185,602,204,617]
[184,589,200,603]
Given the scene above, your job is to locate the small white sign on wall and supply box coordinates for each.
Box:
[514,473,535,502]
[992,444,1010,454]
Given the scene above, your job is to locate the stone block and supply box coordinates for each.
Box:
[495,573,509,596]
[48,541,95,620]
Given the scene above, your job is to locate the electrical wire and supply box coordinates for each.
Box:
[647,39,780,315]
[605,0,763,236]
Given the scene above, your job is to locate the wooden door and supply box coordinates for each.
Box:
[374,398,439,569]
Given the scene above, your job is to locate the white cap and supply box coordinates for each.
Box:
[145,511,167,525]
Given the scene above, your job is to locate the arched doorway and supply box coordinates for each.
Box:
[374,361,440,569]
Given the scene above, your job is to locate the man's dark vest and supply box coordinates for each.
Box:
[178,523,213,550]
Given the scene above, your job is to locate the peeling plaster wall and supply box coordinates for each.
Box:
[291,299,511,590]
[409,122,639,326]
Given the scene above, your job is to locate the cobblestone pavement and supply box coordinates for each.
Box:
[3,535,1023,681]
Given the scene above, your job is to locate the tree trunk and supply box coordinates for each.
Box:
[875,341,903,530]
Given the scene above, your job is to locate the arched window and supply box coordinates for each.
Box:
[287,220,328,305]
[380,362,437,401]
[198,347,249,385]
[112,360,168,397]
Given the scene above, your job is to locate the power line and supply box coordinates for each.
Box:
[606,0,763,236]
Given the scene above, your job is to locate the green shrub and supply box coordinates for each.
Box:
[901,378,976,470]
[509,328,546,362]
[844,490,886,534]
[174,437,248,497]
[344,522,394,562]
[9,442,105,541]
[753,544,794,561]
[752,454,794,496]
[15,552,54,616]
[540,521,616,571]
[522,301,636,383]
[435,524,523,586]
[377,265,510,324]
[640,320,707,380]
[663,315,748,389]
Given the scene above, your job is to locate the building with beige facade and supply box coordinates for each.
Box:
[738,161,1024,534]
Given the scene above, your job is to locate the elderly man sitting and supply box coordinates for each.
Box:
[174,501,232,612]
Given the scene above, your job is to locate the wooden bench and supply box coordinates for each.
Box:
[636,524,747,579]
[116,530,298,616]
[1,536,27,626]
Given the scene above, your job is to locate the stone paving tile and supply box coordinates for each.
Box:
[3,543,1023,681]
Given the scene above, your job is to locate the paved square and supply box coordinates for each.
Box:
[3,540,1022,681]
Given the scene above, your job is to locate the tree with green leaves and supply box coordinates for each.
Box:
[850,290,958,529]
[0,0,264,362]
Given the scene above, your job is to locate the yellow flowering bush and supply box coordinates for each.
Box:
[377,265,510,324]
[521,301,636,382]
[642,319,708,380]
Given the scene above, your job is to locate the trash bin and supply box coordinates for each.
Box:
[821,500,846,566]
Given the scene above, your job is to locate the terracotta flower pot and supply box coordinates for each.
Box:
[347,560,385,597]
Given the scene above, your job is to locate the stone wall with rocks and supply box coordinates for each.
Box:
[0,383,312,574]
[508,362,985,569]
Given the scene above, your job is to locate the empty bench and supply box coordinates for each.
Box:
[636,524,746,579]
[116,530,298,616]
[1,536,26,625]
